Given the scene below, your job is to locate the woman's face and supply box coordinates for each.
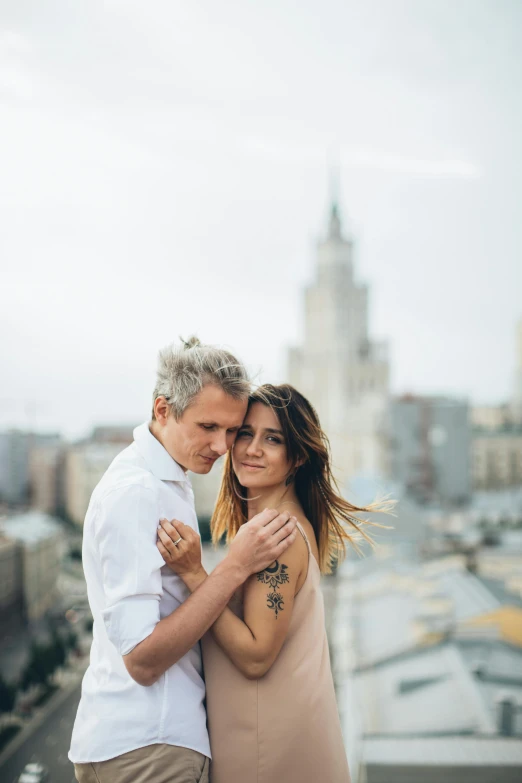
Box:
[232,402,293,490]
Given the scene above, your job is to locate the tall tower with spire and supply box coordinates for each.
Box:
[287,194,390,484]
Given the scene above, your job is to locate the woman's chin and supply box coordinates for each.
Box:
[237,475,255,488]
[236,472,264,489]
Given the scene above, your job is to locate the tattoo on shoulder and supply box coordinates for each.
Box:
[257,561,289,619]
[266,591,284,619]
[256,560,290,589]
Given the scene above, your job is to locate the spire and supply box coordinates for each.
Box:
[328,200,342,239]
[327,156,342,239]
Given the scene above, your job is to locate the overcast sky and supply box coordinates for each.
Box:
[1,0,521,438]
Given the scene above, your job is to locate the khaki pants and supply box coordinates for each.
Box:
[74,743,209,783]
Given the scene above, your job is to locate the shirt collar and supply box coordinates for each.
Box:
[133,422,187,483]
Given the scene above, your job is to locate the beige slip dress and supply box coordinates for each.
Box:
[202,523,351,783]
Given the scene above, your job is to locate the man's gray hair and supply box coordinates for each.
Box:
[152,336,251,419]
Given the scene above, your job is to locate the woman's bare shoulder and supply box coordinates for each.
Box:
[292,513,317,550]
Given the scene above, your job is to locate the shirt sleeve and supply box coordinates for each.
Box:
[95,483,164,656]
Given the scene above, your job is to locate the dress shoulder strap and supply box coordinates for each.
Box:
[296,521,312,554]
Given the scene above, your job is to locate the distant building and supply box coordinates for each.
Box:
[63,425,135,526]
[64,441,127,526]
[287,198,389,484]
[0,534,23,631]
[390,394,471,507]
[0,430,63,509]
[471,404,513,432]
[472,429,522,490]
[0,430,31,506]
[0,512,63,624]
[28,436,64,515]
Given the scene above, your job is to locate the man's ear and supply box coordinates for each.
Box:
[153,396,171,425]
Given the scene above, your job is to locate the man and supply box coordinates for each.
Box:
[70,337,297,783]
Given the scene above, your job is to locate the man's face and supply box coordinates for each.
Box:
[157,384,248,473]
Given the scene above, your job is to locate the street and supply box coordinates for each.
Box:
[0,684,81,783]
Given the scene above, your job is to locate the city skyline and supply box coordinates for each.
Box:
[1,1,521,437]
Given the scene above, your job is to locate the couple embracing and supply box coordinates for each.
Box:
[69,337,383,783]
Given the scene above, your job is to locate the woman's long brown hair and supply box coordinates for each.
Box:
[211,383,393,574]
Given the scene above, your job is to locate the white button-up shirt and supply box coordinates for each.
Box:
[69,422,210,763]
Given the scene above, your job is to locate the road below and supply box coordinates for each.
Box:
[0,684,81,783]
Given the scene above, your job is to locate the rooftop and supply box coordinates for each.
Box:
[343,555,501,668]
[352,643,493,736]
[362,735,522,766]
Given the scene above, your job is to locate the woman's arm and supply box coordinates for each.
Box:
[157,518,306,679]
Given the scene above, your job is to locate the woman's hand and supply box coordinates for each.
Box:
[157,519,207,591]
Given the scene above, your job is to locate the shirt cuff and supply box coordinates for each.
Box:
[102,595,160,656]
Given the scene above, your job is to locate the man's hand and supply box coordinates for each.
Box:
[227,509,297,580]
[157,520,206,590]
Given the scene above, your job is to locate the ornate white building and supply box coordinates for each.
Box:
[287,200,390,485]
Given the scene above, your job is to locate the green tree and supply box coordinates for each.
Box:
[66,630,79,651]
[21,642,48,689]
[21,639,59,690]
[51,632,67,668]
[0,673,16,713]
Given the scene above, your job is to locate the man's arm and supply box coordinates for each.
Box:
[124,555,248,685]
[96,484,296,686]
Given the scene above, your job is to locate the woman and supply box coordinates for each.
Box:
[157,384,389,783]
